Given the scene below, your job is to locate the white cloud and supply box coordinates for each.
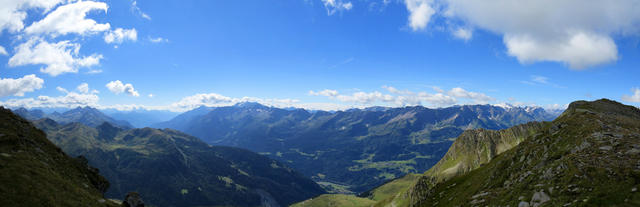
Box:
[309,89,338,97]
[504,32,617,69]
[404,0,435,31]
[0,74,44,97]
[87,69,103,74]
[0,0,63,33]
[0,46,7,55]
[309,86,490,107]
[164,93,305,112]
[56,86,68,94]
[24,1,110,37]
[530,75,548,84]
[104,28,137,44]
[453,27,472,40]
[132,0,151,20]
[106,80,139,97]
[148,36,169,43]
[0,91,100,109]
[622,88,640,103]
[148,93,154,98]
[77,82,89,93]
[8,38,103,76]
[447,87,495,104]
[403,0,640,69]
[322,0,353,15]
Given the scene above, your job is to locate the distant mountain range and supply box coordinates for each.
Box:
[154,102,559,192]
[0,107,118,206]
[296,99,640,207]
[32,119,324,207]
[101,109,179,128]
[15,107,134,129]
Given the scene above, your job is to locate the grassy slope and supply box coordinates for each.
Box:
[0,107,118,207]
[291,194,377,207]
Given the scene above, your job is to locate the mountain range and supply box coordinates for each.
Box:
[15,107,134,129]
[153,102,558,192]
[295,99,640,207]
[32,119,325,207]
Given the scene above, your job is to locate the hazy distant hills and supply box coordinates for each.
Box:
[154,102,558,192]
[33,119,324,207]
[0,108,118,206]
[15,107,134,129]
[102,109,179,128]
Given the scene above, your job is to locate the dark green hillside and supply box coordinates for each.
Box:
[0,107,117,207]
[155,103,557,192]
[409,99,640,206]
[34,120,324,207]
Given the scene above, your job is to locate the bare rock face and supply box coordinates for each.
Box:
[122,192,144,207]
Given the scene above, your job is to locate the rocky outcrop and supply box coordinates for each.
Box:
[424,121,546,181]
[121,192,144,207]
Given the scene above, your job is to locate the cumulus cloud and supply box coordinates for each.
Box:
[309,86,492,107]
[8,38,103,76]
[0,91,100,109]
[0,0,63,33]
[0,74,44,97]
[106,80,139,97]
[24,1,110,37]
[322,0,353,15]
[104,28,137,44]
[622,88,640,103]
[404,0,435,31]
[163,93,306,112]
[504,32,617,69]
[402,0,640,69]
[447,87,495,104]
[309,89,339,97]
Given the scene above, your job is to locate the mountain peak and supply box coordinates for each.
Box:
[233,102,268,109]
[563,98,640,118]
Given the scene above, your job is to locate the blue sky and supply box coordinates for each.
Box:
[0,0,639,112]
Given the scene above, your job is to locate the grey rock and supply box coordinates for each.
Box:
[572,141,591,153]
[518,201,530,207]
[626,148,640,155]
[599,146,613,151]
[122,192,144,207]
[530,191,550,207]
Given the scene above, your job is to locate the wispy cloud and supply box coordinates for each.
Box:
[132,0,151,20]
[322,0,353,16]
[148,36,169,43]
[329,57,354,69]
[521,75,565,88]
